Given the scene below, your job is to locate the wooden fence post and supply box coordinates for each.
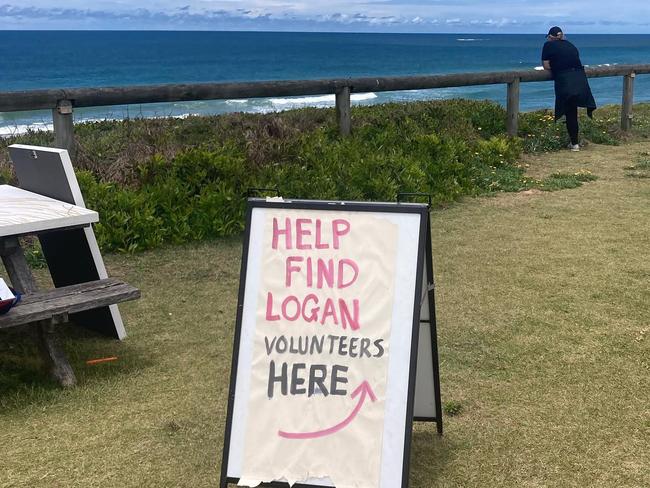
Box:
[621,73,635,131]
[336,86,351,137]
[52,99,75,158]
[507,78,520,137]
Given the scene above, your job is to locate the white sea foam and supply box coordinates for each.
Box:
[0,113,197,137]
[80,113,194,124]
[457,38,487,42]
[353,93,378,101]
[536,62,616,71]
[270,95,334,106]
[226,99,249,104]
[0,122,53,138]
[270,93,377,106]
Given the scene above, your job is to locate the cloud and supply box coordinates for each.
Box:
[0,4,267,25]
[1,1,650,32]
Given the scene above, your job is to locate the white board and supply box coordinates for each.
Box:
[222,200,429,488]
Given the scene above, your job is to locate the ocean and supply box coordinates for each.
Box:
[1,31,650,135]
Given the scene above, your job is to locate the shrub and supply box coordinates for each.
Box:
[71,101,528,252]
[4,98,630,253]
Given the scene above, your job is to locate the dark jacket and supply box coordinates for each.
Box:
[553,67,597,120]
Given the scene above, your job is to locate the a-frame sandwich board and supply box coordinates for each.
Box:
[221,198,442,488]
[8,144,126,339]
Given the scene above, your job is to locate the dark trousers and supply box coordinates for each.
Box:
[564,97,579,145]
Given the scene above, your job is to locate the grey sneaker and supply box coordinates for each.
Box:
[569,144,580,152]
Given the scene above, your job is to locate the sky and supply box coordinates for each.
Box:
[1,1,650,33]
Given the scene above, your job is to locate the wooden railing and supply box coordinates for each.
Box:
[1,64,649,156]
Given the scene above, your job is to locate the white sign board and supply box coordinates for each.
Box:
[221,199,437,488]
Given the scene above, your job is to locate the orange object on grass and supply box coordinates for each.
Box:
[86,356,118,365]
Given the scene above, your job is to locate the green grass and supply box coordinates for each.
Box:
[537,170,598,191]
[624,151,650,179]
[2,139,649,487]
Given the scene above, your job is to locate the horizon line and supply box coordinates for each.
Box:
[1,28,650,35]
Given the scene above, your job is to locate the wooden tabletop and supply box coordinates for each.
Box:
[0,184,98,238]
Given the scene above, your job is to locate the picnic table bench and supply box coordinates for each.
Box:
[0,279,139,330]
[0,184,140,386]
[0,275,140,387]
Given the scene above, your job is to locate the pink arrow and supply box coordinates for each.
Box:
[278,381,377,440]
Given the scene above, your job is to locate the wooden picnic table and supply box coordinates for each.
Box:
[0,184,139,386]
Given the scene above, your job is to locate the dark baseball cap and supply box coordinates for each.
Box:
[547,26,563,37]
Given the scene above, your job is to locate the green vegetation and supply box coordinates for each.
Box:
[537,170,598,191]
[0,165,11,184]
[518,109,620,152]
[21,238,48,269]
[443,400,463,417]
[624,151,650,178]
[5,100,646,254]
[1,101,649,486]
[2,139,649,487]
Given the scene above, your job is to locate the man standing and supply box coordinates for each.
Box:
[542,26,596,151]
